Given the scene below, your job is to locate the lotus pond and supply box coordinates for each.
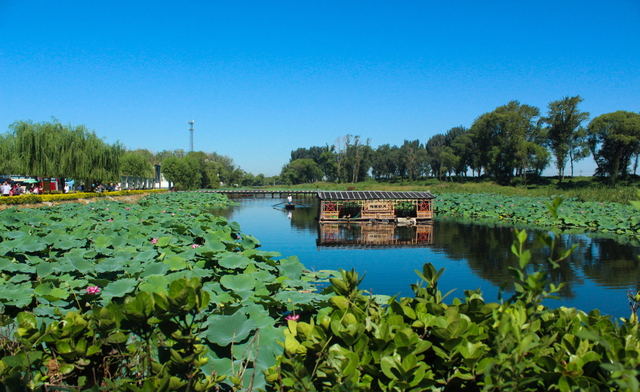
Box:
[0,192,336,390]
[1,191,639,390]
[212,194,640,320]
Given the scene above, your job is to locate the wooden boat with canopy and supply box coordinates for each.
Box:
[317,190,436,223]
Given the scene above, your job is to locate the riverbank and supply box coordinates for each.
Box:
[260,176,640,204]
[0,189,168,211]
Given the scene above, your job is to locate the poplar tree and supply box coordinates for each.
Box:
[542,96,590,181]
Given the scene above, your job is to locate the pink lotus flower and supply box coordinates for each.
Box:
[126,207,130,210]
[91,207,95,210]
[162,210,166,213]
[152,238,158,244]
[106,208,109,211]
[171,213,175,216]
[108,219,113,222]
[191,244,200,249]
[285,313,300,322]
[85,285,101,295]
[141,219,145,222]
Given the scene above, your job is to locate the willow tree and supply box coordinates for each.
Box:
[0,133,20,175]
[9,119,122,190]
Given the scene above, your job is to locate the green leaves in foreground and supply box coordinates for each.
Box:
[0,192,331,390]
[269,198,640,392]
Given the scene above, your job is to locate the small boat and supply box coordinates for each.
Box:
[285,204,295,210]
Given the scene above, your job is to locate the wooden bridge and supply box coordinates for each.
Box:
[195,189,317,198]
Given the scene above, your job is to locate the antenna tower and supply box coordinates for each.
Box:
[187,119,194,152]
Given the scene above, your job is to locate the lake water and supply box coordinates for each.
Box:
[212,195,640,320]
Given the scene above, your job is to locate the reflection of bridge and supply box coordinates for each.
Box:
[196,190,316,198]
[317,223,433,249]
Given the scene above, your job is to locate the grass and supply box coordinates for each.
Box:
[254,176,640,205]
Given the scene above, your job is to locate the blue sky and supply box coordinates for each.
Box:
[1,1,638,177]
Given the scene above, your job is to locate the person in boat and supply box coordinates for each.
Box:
[287,194,293,205]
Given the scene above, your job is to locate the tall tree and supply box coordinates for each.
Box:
[318,150,338,181]
[426,134,447,181]
[542,96,590,181]
[121,150,154,177]
[400,140,426,181]
[469,101,541,183]
[10,119,122,189]
[586,111,640,184]
[449,128,474,176]
[567,126,591,177]
[161,155,202,190]
[280,159,322,184]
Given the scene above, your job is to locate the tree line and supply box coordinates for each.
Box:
[280,97,640,185]
[0,119,266,191]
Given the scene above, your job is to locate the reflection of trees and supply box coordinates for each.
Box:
[290,199,320,230]
[579,237,640,290]
[429,218,636,300]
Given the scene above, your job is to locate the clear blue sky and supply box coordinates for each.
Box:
[1,1,639,176]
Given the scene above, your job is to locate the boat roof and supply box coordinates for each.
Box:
[316,190,436,200]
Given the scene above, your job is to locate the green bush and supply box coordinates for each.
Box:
[267,199,640,391]
[1,278,225,391]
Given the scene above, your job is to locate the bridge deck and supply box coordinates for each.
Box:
[195,190,316,198]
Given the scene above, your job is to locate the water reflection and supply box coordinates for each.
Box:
[317,223,433,248]
[210,196,640,318]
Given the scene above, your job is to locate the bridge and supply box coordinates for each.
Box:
[194,189,317,198]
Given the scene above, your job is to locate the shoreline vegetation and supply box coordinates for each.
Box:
[1,191,639,390]
[259,176,640,204]
[5,177,638,241]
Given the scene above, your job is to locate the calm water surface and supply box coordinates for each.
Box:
[212,195,640,320]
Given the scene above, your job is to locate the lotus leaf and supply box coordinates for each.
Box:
[205,311,258,346]
[220,274,256,292]
[277,256,305,279]
[218,253,252,269]
[34,282,68,302]
[139,262,170,278]
[100,278,138,304]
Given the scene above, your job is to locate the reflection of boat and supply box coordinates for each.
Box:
[317,222,433,249]
[285,204,295,210]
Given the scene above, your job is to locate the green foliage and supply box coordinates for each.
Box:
[587,110,640,184]
[541,95,591,180]
[162,156,203,190]
[434,192,640,237]
[8,119,123,183]
[281,159,323,185]
[268,199,640,391]
[3,278,223,391]
[0,192,333,390]
[121,150,154,177]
